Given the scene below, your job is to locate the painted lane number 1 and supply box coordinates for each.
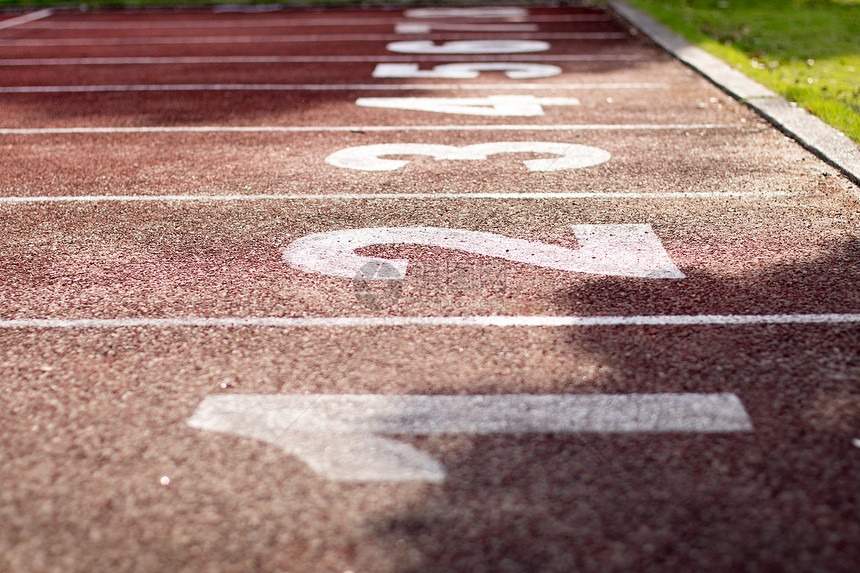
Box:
[188,393,752,482]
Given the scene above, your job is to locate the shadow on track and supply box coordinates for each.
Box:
[364,237,860,573]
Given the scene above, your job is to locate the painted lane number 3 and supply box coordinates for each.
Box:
[325,142,611,172]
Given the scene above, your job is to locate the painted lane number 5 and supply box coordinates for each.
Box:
[372,62,562,79]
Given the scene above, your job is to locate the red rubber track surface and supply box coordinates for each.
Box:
[0,5,858,573]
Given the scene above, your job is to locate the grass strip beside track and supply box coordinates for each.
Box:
[622,0,860,144]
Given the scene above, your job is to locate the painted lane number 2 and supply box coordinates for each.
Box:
[283,225,685,280]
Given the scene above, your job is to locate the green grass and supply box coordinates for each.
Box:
[622,0,860,143]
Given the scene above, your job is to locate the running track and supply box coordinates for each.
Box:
[0,4,858,572]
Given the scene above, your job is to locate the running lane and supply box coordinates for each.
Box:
[0,5,858,573]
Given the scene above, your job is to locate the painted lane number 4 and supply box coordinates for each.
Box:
[355,95,579,116]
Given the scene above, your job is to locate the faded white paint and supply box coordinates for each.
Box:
[325,142,611,172]
[186,393,753,482]
[282,224,685,280]
[0,8,54,30]
[0,9,53,31]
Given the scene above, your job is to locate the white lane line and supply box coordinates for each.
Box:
[1,314,858,329]
[27,15,612,29]
[0,32,629,47]
[0,124,737,135]
[0,9,53,31]
[0,192,789,204]
[0,83,666,94]
[187,393,753,482]
[0,55,651,66]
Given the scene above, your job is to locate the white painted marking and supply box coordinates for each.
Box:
[0,33,626,47]
[355,95,580,116]
[24,14,611,29]
[0,83,663,94]
[0,191,792,204]
[282,225,685,280]
[372,62,562,79]
[405,7,529,18]
[187,393,753,482]
[0,9,52,31]
[0,54,649,66]
[395,22,539,33]
[28,17,403,29]
[0,124,738,135]
[325,142,611,172]
[387,40,550,54]
[0,314,857,330]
